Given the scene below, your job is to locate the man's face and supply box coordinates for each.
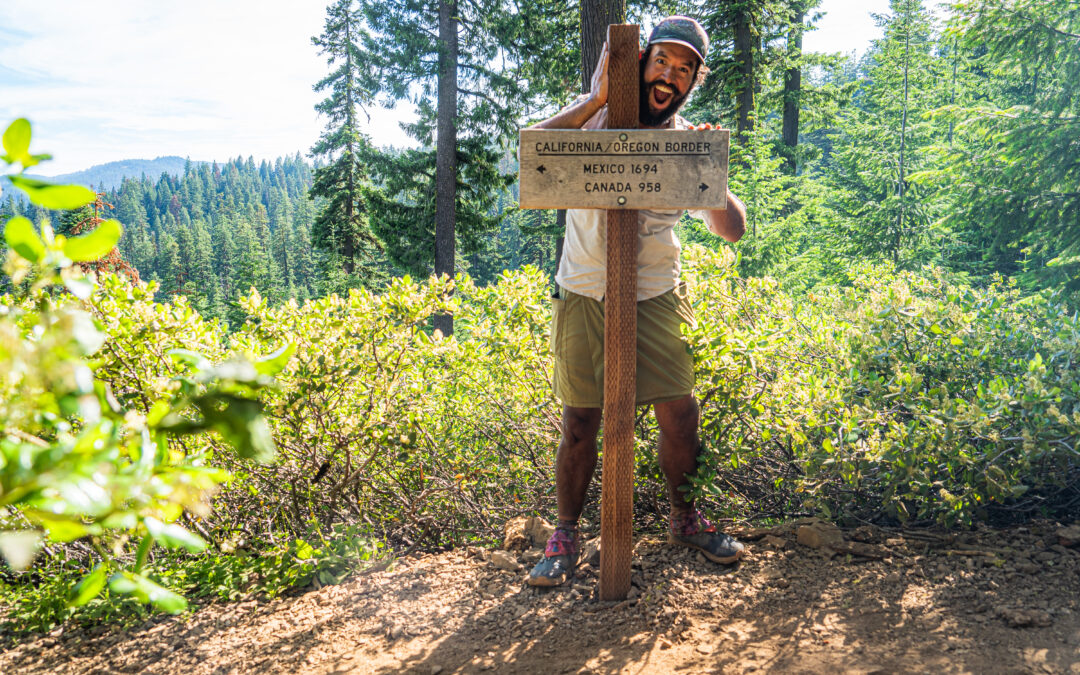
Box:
[639,43,699,127]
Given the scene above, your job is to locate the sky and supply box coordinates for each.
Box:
[0,0,901,177]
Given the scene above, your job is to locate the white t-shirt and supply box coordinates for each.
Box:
[555,111,703,302]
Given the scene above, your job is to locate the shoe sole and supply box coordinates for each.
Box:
[526,573,569,587]
[668,533,747,564]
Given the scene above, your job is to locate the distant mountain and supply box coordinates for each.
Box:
[47,156,206,191]
[2,156,206,203]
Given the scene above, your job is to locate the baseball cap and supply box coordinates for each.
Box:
[646,16,709,63]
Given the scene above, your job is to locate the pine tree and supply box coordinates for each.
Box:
[826,0,948,266]
[937,0,1080,290]
[309,0,382,284]
[354,0,529,334]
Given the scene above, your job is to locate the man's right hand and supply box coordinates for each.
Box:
[588,41,609,110]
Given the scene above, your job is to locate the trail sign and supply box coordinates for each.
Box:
[519,128,728,210]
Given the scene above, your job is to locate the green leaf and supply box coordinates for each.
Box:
[4,216,45,263]
[8,175,95,210]
[2,118,31,162]
[144,517,207,553]
[63,219,122,262]
[255,343,296,376]
[68,565,107,607]
[109,572,187,614]
[30,515,94,543]
[294,539,315,560]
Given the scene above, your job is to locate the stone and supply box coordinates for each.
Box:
[582,537,601,566]
[503,516,555,551]
[797,520,843,551]
[763,535,789,550]
[490,550,521,572]
[1057,524,1080,548]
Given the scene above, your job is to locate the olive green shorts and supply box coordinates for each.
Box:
[551,284,696,408]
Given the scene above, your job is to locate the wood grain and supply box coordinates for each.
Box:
[599,22,639,603]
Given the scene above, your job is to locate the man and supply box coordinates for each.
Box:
[527,16,748,587]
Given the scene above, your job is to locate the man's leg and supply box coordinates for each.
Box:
[555,405,603,522]
[655,394,745,564]
[654,394,702,517]
[527,405,602,586]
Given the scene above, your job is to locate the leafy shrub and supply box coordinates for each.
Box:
[1,118,278,624]
[684,247,1080,526]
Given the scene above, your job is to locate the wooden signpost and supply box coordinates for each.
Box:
[519,24,729,601]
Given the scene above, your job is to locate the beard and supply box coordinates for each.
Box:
[638,61,691,127]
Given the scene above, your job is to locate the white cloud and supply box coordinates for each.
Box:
[0,0,415,175]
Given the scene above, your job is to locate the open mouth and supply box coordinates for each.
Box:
[651,82,675,108]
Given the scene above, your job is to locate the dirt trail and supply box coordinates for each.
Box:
[3,520,1080,674]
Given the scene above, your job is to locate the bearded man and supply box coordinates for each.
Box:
[526,16,749,587]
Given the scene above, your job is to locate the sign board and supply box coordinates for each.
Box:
[519,128,729,210]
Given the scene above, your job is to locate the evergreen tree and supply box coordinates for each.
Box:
[309,0,383,284]
[826,0,948,266]
[936,0,1080,290]
[354,0,528,334]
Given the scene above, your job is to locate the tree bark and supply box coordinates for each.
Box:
[734,6,755,144]
[554,0,625,291]
[581,0,626,91]
[781,3,805,174]
[434,0,458,336]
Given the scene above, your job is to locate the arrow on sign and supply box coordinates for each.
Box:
[699,183,709,192]
[537,165,547,174]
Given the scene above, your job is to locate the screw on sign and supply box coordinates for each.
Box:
[518,24,730,601]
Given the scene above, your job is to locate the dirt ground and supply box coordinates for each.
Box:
[3,518,1080,675]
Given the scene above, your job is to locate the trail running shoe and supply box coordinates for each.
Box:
[526,526,580,587]
[668,510,746,564]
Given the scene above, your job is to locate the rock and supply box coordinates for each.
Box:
[523,549,543,565]
[797,520,843,551]
[1057,524,1080,548]
[502,516,555,551]
[696,643,714,654]
[997,607,1053,628]
[582,537,601,566]
[490,550,521,572]
[763,535,789,550]
[430,666,444,675]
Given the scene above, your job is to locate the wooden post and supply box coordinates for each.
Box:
[599,23,639,602]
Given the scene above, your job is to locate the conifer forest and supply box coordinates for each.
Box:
[1,0,1079,666]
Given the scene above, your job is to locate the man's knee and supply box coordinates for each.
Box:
[561,406,602,447]
[655,395,700,443]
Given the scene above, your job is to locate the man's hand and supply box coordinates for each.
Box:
[685,122,716,131]
[588,41,609,109]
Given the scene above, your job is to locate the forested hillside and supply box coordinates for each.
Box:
[1,0,1078,654]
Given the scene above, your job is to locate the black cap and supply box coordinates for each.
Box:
[646,16,709,63]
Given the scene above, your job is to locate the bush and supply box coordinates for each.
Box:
[684,247,1080,526]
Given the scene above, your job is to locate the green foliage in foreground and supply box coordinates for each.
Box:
[1,118,279,626]
[3,242,1078,634]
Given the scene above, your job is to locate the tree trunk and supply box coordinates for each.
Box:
[896,18,911,261]
[434,0,458,337]
[581,0,625,92]
[556,0,625,291]
[734,7,755,144]
[781,3,805,174]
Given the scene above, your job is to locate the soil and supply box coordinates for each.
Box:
[3,519,1080,675]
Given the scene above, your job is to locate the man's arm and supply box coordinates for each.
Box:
[704,191,746,243]
[684,121,746,243]
[529,42,609,130]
